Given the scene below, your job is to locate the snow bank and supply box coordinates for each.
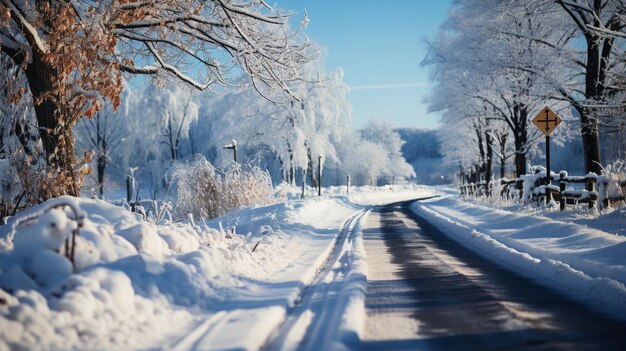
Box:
[332,211,370,349]
[410,195,626,320]
[0,194,363,350]
[0,183,433,350]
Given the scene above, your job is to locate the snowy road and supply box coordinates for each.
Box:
[361,200,626,350]
[10,189,626,350]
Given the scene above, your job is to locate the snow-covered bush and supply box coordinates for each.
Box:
[174,156,275,219]
[0,195,276,350]
[0,152,92,218]
[0,199,83,294]
[598,160,626,209]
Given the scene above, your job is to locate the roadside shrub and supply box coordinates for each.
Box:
[0,151,92,219]
[599,160,626,209]
[173,155,275,219]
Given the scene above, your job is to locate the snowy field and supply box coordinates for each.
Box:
[1,184,625,350]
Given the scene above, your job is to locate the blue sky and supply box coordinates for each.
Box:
[283,0,452,129]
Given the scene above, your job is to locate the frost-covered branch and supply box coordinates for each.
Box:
[1,0,47,54]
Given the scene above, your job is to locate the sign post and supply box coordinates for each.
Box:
[532,106,562,204]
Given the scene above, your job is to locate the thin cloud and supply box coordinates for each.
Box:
[349,82,429,91]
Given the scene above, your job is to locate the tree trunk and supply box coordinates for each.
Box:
[167,114,177,160]
[580,111,601,175]
[286,141,294,184]
[277,156,286,181]
[485,129,493,184]
[289,153,294,185]
[97,153,106,199]
[307,148,317,188]
[23,48,78,196]
[499,133,507,179]
[512,104,528,178]
[24,51,61,164]
[514,137,527,178]
[555,0,614,175]
[189,128,197,155]
[475,126,485,167]
[580,37,603,175]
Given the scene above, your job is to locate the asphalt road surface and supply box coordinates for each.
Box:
[360,200,626,350]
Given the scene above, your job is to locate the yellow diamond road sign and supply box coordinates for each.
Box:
[532,106,562,137]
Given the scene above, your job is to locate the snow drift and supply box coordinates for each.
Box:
[0,194,363,350]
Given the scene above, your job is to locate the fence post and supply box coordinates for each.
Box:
[318,155,323,196]
[602,178,609,209]
[559,172,566,211]
[588,177,596,209]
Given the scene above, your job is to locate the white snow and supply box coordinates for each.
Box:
[1,187,419,350]
[1,184,625,350]
[410,188,626,320]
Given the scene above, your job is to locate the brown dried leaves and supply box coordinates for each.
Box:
[40,3,123,122]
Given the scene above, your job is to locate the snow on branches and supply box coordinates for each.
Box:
[0,0,317,199]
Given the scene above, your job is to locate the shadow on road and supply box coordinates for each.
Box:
[360,200,626,350]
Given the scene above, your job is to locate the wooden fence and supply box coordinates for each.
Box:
[459,170,626,211]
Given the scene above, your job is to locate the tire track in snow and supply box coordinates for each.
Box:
[167,311,227,351]
[263,209,369,351]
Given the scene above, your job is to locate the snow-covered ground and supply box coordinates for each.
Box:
[1,184,625,350]
[0,185,430,350]
[411,187,626,320]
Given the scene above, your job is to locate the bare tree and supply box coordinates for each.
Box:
[161,95,196,161]
[75,107,126,198]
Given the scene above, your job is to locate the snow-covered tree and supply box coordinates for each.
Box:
[552,0,626,174]
[359,120,415,184]
[147,83,199,162]
[73,66,417,191]
[126,81,198,192]
[74,106,126,198]
[424,0,577,179]
[0,0,317,196]
[191,68,352,184]
[337,135,387,186]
